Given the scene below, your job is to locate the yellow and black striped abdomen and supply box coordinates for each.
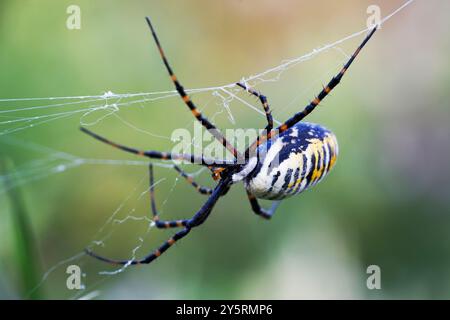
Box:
[244,122,338,200]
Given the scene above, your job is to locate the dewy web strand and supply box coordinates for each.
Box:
[0,0,414,137]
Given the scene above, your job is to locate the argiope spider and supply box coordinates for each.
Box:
[82,17,377,265]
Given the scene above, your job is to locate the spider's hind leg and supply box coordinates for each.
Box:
[274,27,378,135]
[246,190,281,220]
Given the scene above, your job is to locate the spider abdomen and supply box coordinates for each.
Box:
[244,122,338,200]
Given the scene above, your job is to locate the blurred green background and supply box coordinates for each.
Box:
[1,0,450,299]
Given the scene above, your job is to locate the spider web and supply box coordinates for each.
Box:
[0,0,415,299]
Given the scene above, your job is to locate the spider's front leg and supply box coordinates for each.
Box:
[80,126,234,167]
[246,190,281,220]
[145,17,241,160]
[236,82,273,132]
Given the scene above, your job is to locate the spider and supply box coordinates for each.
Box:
[82,17,377,265]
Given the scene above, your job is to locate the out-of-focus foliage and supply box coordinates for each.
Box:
[1,0,449,299]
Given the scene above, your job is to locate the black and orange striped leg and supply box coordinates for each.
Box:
[275,27,378,135]
[145,17,241,160]
[236,82,273,132]
[85,177,231,265]
[147,163,190,229]
[173,165,212,195]
[85,227,191,265]
[246,190,281,220]
[149,163,213,228]
[243,26,378,158]
[80,127,234,167]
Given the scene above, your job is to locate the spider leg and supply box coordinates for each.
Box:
[245,26,378,157]
[85,176,232,265]
[172,165,212,195]
[246,190,281,219]
[80,127,234,167]
[85,227,192,265]
[145,17,241,160]
[236,82,273,132]
[148,164,207,230]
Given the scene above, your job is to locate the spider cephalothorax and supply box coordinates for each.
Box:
[82,17,377,266]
